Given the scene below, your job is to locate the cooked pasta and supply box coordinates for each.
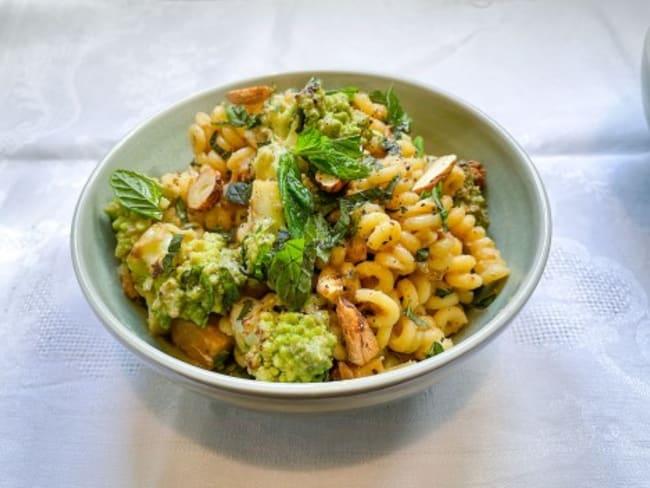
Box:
[104,77,510,383]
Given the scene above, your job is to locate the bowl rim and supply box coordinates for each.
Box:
[71,69,552,399]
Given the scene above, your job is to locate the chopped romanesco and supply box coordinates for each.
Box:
[232,299,335,382]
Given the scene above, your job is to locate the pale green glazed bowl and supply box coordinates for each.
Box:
[71,71,551,412]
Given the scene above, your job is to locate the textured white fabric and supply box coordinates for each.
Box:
[1,1,650,486]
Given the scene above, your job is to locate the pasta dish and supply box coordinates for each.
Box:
[105,78,510,382]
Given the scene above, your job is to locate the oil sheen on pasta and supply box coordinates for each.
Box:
[104,78,510,382]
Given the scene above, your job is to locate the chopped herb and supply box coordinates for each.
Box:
[225,182,252,205]
[304,214,333,262]
[435,287,453,298]
[413,135,424,157]
[381,137,401,155]
[267,238,316,311]
[432,182,449,231]
[110,170,163,220]
[237,299,254,321]
[209,132,231,159]
[294,127,370,180]
[212,350,230,371]
[225,104,261,129]
[368,86,412,135]
[472,284,500,309]
[426,341,445,357]
[415,248,430,262]
[175,198,188,225]
[404,306,429,328]
[369,90,385,104]
[277,152,313,238]
[162,234,184,273]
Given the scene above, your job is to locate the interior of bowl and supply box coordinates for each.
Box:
[72,71,550,397]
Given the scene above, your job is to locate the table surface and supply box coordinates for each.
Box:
[2,1,650,486]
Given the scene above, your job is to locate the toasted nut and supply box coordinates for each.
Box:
[336,297,380,366]
[315,171,346,193]
[187,168,222,211]
[412,154,457,193]
[467,160,486,188]
[226,85,274,105]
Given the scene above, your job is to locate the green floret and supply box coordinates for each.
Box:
[234,306,336,383]
[297,78,369,139]
[105,200,152,260]
[126,227,246,332]
[454,164,490,229]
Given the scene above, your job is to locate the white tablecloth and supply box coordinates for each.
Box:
[2,1,650,486]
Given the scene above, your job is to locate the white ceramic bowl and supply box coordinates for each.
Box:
[71,71,551,412]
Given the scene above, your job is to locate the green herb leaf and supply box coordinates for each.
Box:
[472,284,499,309]
[209,131,231,159]
[225,182,252,205]
[432,182,449,231]
[415,248,429,262]
[162,234,184,272]
[369,90,386,104]
[237,299,254,321]
[325,86,359,100]
[413,136,424,157]
[110,170,163,220]
[385,86,412,134]
[175,199,188,225]
[267,238,316,311]
[294,128,370,180]
[435,287,453,298]
[368,87,412,135]
[404,306,429,328]
[212,350,230,371]
[225,104,260,129]
[427,341,444,357]
[381,137,402,155]
[277,153,313,238]
[304,214,333,262]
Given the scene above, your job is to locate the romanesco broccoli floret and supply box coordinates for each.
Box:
[233,303,335,382]
[105,200,152,260]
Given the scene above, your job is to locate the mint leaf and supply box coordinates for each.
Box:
[294,128,370,180]
[110,169,163,220]
[472,284,499,309]
[267,238,316,311]
[304,214,335,262]
[277,153,313,238]
[225,182,252,205]
[175,198,188,225]
[385,86,411,134]
[404,306,428,328]
[368,87,412,135]
[225,104,260,129]
[415,248,429,262]
[413,135,424,157]
[162,234,184,273]
[432,182,448,231]
[435,287,453,298]
[209,131,231,159]
[427,341,444,357]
